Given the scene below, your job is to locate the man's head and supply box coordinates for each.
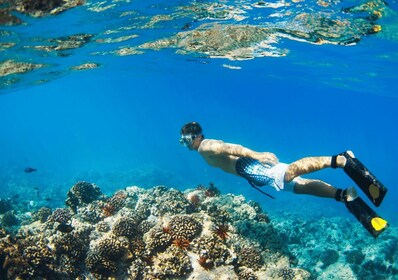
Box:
[180,122,204,150]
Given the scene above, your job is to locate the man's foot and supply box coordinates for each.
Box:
[345,187,358,202]
[331,150,355,168]
[335,187,358,202]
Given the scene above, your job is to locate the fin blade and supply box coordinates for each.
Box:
[345,197,388,238]
[343,152,387,207]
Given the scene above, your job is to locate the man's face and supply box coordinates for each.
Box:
[180,134,198,150]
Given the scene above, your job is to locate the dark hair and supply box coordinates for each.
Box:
[181,122,202,136]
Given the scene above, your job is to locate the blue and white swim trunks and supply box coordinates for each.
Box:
[235,157,298,192]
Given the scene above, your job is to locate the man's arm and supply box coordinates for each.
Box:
[200,140,278,165]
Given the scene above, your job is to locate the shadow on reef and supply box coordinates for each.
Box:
[0,181,311,279]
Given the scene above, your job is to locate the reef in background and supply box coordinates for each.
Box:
[0,181,309,279]
[270,208,398,279]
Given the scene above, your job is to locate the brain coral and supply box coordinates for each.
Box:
[85,250,118,277]
[193,235,231,267]
[151,246,192,277]
[96,235,129,260]
[169,215,202,241]
[66,181,102,213]
[238,246,263,271]
[54,232,88,260]
[278,267,296,280]
[238,268,259,280]
[85,234,130,277]
[49,208,72,224]
[32,207,52,223]
[150,187,195,215]
[145,225,172,254]
[112,216,139,238]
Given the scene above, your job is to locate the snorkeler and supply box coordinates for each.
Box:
[180,122,388,237]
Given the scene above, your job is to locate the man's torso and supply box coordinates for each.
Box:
[198,139,239,175]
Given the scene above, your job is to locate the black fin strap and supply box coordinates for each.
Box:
[248,181,276,199]
[335,188,344,202]
[331,155,338,169]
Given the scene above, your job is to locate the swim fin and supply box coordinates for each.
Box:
[339,151,387,207]
[345,196,388,238]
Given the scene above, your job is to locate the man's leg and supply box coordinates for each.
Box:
[284,155,347,182]
[292,178,338,199]
[285,152,387,207]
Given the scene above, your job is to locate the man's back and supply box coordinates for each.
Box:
[198,139,240,175]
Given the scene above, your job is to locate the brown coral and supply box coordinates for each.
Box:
[238,246,263,271]
[66,181,102,213]
[169,215,202,241]
[103,191,128,216]
[153,246,192,277]
[145,226,172,254]
[112,216,139,238]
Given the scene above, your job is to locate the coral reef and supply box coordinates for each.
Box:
[278,267,296,280]
[49,208,72,224]
[1,211,19,227]
[168,214,202,241]
[0,199,12,214]
[271,211,398,279]
[112,215,139,238]
[0,183,308,279]
[32,207,52,223]
[238,246,263,271]
[14,0,83,17]
[0,60,44,77]
[65,181,102,213]
[1,181,397,279]
[0,9,22,25]
[152,246,192,277]
[70,63,100,71]
[145,225,173,254]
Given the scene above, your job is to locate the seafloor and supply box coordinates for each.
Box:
[0,181,397,279]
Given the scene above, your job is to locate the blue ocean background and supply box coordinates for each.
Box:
[1,0,398,277]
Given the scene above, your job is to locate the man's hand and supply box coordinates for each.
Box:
[257,152,279,166]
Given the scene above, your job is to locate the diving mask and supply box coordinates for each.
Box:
[179,134,197,147]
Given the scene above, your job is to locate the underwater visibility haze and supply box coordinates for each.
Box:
[1,0,398,279]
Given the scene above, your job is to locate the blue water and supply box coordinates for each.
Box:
[1,0,398,238]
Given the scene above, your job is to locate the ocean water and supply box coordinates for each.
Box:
[1,0,398,278]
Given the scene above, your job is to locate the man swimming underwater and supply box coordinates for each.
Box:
[180,122,388,237]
